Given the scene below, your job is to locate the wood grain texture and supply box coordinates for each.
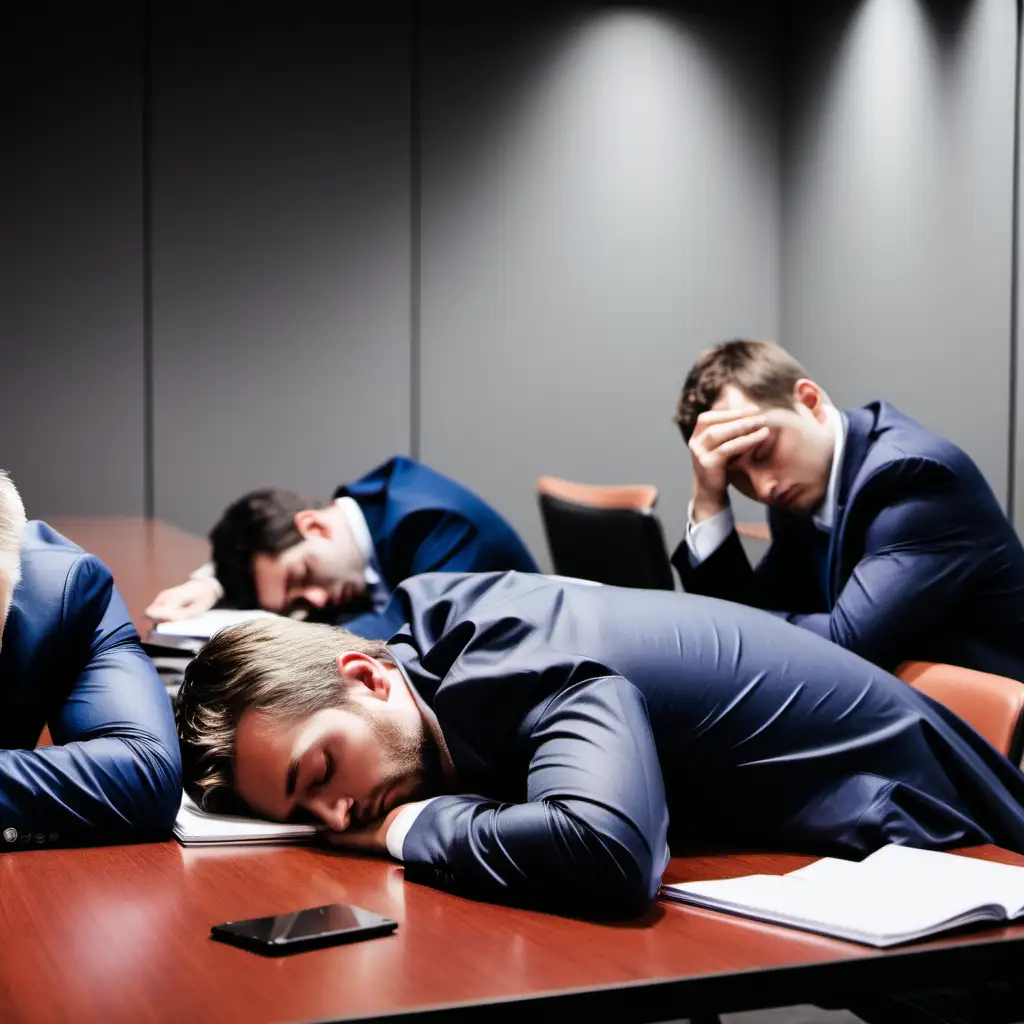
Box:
[1,842,1023,1023]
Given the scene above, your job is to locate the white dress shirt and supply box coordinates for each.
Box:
[685,404,846,564]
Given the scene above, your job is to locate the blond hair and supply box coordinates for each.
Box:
[675,340,812,440]
[176,617,393,809]
[0,470,26,595]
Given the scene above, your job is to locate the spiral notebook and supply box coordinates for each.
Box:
[661,845,1024,947]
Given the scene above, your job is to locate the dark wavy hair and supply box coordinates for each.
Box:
[210,489,316,609]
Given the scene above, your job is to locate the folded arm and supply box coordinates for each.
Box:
[395,672,670,918]
[0,556,182,844]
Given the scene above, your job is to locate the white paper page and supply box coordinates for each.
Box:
[669,867,1003,943]
[174,792,320,843]
[791,846,1024,917]
[154,608,283,639]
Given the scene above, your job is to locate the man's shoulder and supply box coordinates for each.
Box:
[16,521,112,623]
[849,401,980,482]
[350,456,487,516]
[20,520,84,558]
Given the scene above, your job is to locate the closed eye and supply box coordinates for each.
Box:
[313,751,334,791]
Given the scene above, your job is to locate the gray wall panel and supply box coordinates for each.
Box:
[420,4,781,570]
[0,8,146,517]
[1016,2,1024,530]
[782,0,1016,503]
[151,4,412,537]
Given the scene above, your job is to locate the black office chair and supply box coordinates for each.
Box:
[536,476,675,590]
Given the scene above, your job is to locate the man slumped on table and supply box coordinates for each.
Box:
[674,339,1024,681]
[177,570,1024,920]
[147,456,538,639]
[0,471,181,848]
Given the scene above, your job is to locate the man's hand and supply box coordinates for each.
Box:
[145,578,220,622]
[688,406,768,522]
[323,804,407,857]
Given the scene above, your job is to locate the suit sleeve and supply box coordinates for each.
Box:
[783,477,983,669]
[0,556,182,844]
[400,669,670,918]
[672,523,820,613]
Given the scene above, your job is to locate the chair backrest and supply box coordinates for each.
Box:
[536,476,674,590]
[898,661,1024,766]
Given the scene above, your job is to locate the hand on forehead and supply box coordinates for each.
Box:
[710,385,791,429]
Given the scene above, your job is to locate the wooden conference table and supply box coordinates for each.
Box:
[3,516,1022,1024]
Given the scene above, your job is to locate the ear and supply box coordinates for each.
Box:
[294,508,332,540]
[335,651,391,700]
[793,379,828,423]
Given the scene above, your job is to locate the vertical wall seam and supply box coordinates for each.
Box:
[409,0,422,461]
[1009,0,1022,522]
[142,0,155,517]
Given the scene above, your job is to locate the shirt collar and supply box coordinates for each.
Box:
[812,404,845,533]
[334,496,380,586]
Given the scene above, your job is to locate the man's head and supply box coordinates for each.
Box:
[176,618,440,829]
[675,339,836,514]
[0,470,26,644]
[211,490,367,616]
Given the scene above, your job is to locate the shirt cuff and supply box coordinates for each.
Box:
[189,562,225,601]
[686,501,735,565]
[384,799,436,860]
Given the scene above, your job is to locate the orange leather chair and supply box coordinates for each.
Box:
[898,661,1024,767]
[536,476,674,590]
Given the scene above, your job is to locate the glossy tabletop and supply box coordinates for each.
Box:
[11,517,1023,1023]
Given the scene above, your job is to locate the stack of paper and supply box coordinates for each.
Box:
[661,845,1024,947]
[154,608,284,640]
[174,792,321,846]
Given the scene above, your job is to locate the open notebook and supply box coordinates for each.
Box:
[174,792,322,846]
[661,845,1024,947]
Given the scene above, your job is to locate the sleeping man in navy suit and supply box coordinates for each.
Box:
[178,570,1024,909]
[177,570,1024,1021]
[0,471,181,849]
[146,456,538,639]
[673,339,1024,681]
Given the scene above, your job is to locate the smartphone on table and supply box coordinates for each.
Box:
[211,903,398,956]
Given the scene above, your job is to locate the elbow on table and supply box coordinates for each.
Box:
[127,741,183,832]
[555,810,664,918]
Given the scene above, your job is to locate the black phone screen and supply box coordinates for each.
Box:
[212,903,397,954]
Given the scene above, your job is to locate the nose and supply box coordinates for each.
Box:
[303,586,331,609]
[748,469,777,505]
[310,794,354,832]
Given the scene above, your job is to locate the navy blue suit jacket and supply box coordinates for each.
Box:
[336,457,538,638]
[674,402,1024,679]
[0,522,181,847]
[387,571,1024,918]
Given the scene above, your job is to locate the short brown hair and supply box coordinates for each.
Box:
[210,489,320,609]
[176,617,393,810]
[674,340,811,440]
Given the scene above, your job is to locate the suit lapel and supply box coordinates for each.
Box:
[828,405,877,604]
